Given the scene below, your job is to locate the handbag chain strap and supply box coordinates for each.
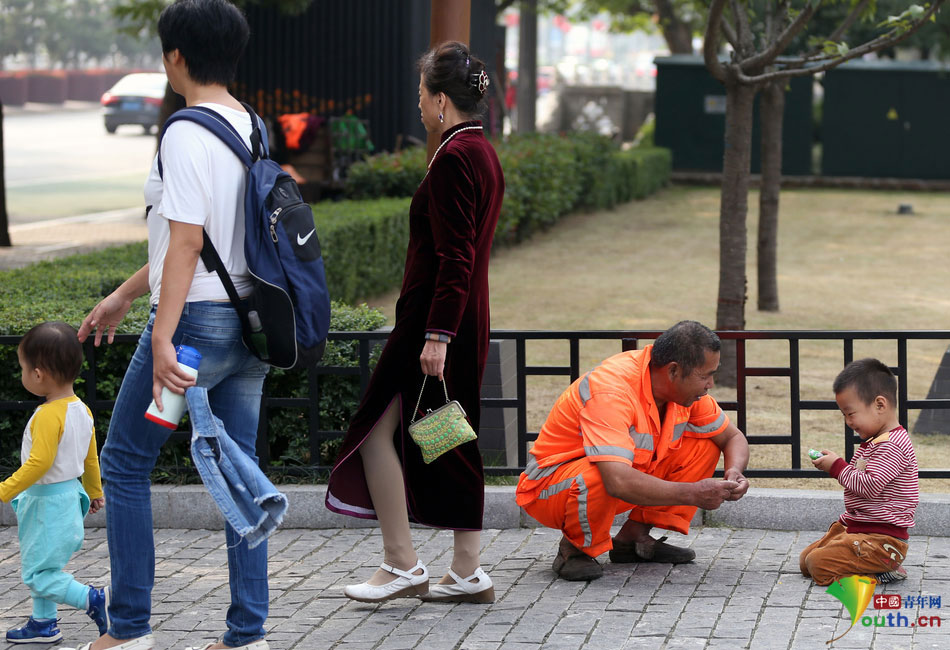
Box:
[410,375,450,423]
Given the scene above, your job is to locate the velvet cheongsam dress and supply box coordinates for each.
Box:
[326,121,505,530]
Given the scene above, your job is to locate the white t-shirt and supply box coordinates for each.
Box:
[145,102,254,304]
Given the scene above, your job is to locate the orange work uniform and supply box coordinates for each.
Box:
[516,345,728,558]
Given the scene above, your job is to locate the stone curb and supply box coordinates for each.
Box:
[2,485,947,536]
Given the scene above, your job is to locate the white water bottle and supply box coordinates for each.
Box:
[144,345,202,429]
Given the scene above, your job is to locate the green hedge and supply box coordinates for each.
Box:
[344,148,426,200]
[313,198,410,304]
[344,133,672,245]
[0,243,386,479]
[623,147,673,200]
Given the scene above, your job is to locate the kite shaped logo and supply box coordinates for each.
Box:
[826,575,877,644]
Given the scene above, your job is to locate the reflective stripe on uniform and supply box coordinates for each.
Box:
[685,411,727,435]
[673,422,687,442]
[578,372,592,404]
[535,474,593,548]
[525,455,562,481]
[537,476,576,500]
[629,427,654,451]
[575,473,592,547]
[583,445,634,461]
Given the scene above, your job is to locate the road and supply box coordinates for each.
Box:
[3,104,156,224]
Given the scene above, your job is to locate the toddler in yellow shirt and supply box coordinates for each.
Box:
[1,322,110,644]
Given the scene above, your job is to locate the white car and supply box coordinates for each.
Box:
[101,72,168,134]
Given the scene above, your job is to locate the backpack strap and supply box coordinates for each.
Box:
[240,102,270,160]
[157,105,256,178]
[198,230,250,319]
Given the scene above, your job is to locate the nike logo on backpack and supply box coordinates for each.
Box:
[297,229,315,246]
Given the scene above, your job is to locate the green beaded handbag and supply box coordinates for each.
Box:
[408,376,477,464]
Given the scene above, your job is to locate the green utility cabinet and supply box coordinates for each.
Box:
[654,56,813,175]
[822,61,950,179]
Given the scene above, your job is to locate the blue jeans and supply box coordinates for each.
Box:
[100,302,269,645]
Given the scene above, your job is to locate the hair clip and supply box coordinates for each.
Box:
[473,70,489,94]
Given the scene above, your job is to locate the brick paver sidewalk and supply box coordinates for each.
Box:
[0,525,945,649]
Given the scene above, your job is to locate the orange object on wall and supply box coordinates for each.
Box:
[278,113,311,150]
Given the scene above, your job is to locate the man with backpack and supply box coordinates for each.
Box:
[76,2,275,649]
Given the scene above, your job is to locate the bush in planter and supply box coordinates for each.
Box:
[0,244,387,481]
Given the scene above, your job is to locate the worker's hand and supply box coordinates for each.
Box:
[691,478,740,510]
[723,468,750,501]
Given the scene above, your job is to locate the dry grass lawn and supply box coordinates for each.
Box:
[364,186,950,492]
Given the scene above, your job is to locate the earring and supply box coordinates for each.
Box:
[439,112,444,123]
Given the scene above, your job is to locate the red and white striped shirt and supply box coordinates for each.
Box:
[829,426,919,539]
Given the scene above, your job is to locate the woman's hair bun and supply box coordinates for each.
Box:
[418,41,489,117]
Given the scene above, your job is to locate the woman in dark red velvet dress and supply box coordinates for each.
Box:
[326,42,504,604]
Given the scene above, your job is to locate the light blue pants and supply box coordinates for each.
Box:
[12,479,91,619]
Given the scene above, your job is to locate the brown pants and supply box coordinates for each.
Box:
[800,521,908,586]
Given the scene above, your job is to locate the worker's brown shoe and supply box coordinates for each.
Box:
[552,537,603,581]
[609,535,696,564]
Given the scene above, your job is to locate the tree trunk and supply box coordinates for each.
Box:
[429,0,472,160]
[653,0,694,54]
[757,79,784,312]
[0,100,10,247]
[715,78,757,387]
[516,0,537,133]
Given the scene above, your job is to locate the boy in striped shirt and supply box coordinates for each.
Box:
[800,358,919,586]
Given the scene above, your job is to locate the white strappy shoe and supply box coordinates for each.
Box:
[343,560,429,603]
[420,567,495,603]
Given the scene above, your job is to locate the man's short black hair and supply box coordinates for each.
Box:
[158,0,249,86]
[833,358,897,406]
[649,321,721,375]
[19,321,84,384]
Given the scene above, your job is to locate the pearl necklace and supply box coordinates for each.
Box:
[427,125,483,170]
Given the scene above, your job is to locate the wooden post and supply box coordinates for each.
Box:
[516,0,537,133]
[428,0,471,162]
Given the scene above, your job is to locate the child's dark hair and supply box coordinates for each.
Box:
[418,41,490,117]
[158,0,250,85]
[19,322,84,384]
[833,358,897,406]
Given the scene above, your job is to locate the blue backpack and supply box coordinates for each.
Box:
[159,102,330,369]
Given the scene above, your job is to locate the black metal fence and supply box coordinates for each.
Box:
[2,330,949,479]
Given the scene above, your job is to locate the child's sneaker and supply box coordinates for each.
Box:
[876,566,908,584]
[6,617,62,644]
[86,584,111,636]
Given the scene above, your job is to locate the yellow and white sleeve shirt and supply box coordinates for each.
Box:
[0,396,103,502]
